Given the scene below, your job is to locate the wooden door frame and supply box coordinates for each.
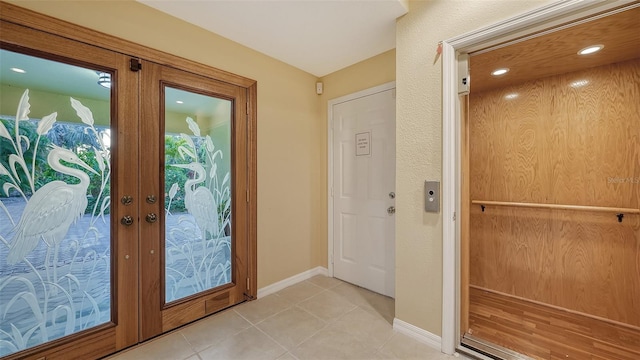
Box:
[326,81,396,278]
[0,3,257,359]
[139,62,252,339]
[440,0,639,356]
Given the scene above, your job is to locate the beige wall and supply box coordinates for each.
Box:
[395,0,554,335]
[316,49,397,267]
[7,0,322,288]
[320,49,396,103]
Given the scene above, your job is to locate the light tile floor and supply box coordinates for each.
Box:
[104,276,456,360]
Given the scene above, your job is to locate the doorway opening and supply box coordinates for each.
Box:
[450,3,640,359]
[441,0,640,357]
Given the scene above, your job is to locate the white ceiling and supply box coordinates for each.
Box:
[137,0,408,77]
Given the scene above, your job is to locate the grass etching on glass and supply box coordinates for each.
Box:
[164,116,231,302]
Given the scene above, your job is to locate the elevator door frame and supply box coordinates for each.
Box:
[440,0,640,356]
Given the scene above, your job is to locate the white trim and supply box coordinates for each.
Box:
[441,40,457,355]
[447,0,637,52]
[328,81,397,107]
[470,1,640,57]
[440,0,640,357]
[257,266,328,298]
[393,318,441,350]
[327,81,396,278]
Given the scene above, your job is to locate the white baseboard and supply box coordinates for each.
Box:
[257,266,329,298]
[393,318,442,351]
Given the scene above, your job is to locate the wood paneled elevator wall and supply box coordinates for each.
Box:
[466,58,640,359]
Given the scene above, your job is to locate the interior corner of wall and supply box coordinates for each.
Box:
[397,0,409,13]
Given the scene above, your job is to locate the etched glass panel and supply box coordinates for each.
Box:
[0,50,112,356]
[164,87,231,303]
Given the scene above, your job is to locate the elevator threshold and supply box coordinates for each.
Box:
[460,334,534,360]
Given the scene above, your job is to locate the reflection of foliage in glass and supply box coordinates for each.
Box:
[0,119,44,197]
[1,119,110,214]
[164,135,189,213]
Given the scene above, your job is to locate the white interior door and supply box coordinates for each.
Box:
[332,86,396,297]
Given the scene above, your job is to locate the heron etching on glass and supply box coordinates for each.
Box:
[172,162,218,248]
[7,145,98,285]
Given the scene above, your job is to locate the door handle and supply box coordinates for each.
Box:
[387,206,396,215]
[146,213,158,223]
[121,215,134,226]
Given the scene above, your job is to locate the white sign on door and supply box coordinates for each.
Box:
[356,132,371,156]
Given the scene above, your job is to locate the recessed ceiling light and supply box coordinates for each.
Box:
[570,80,589,88]
[578,45,604,55]
[10,67,26,73]
[505,93,519,100]
[176,100,184,104]
[491,68,509,76]
[97,72,111,89]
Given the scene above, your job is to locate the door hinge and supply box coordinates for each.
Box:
[246,189,249,203]
[130,58,142,72]
[246,102,249,115]
[453,212,456,221]
[243,278,256,300]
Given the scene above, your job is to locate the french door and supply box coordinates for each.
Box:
[0,5,255,359]
[138,61,250,340]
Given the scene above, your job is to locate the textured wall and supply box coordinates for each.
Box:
[395,0,553,335]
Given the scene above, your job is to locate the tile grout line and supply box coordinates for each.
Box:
[377,332,395,353]
[177,331,199,356]
[242,283,334,356]
[249,321,290,359]
[285,299,373,357]
[252,288,333,355]
[189,310,266,355]
[294,288,359,326]
[284,306,333,353]
[232,297,293,326]
[351,303,395,354]
[253,283,358,358]
[292,303,330,324]
[229,283,336,357]
[280,281,328,304]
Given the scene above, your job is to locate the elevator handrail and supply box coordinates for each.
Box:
[471,200,639,222]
